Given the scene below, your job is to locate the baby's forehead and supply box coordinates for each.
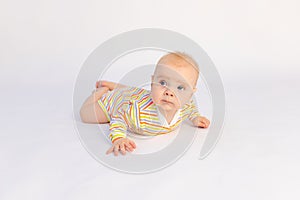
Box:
[158,54,187,65]
[158,55,198,72]
[155,61,199,78]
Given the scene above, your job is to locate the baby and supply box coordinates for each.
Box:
[80,52,210,156]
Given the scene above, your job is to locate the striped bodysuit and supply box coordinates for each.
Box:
[98,86,201,143]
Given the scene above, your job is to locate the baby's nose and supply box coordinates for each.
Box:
[164,89,174,97]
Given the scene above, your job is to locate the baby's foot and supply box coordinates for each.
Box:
[95,80,118,90]
[92,87,109,99]
[95,80,109,88]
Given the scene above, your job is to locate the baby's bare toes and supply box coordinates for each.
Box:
[95,81,100,88]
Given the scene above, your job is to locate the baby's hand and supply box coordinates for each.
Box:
[192,116,210,128]
[106,138,137,156]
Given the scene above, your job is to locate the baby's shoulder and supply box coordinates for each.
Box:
[181,99,196,110]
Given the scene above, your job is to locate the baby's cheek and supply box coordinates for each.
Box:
[177,97,187,107]
[174,98,183,109]
[150,90,160,103]
[179,94,193,106]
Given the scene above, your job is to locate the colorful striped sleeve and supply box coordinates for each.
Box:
[109,113,127,143]
[108,95,129,143]
[187,99,202,121]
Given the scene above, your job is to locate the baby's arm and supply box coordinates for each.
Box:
[106,115,136,156]
[188,100,210,128]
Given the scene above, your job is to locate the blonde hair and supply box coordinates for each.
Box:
[157,51,199,74]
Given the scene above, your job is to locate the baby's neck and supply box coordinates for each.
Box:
[158,107,178,124]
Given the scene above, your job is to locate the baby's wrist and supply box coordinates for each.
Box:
[192,116,200,125]
[112,136,126,143]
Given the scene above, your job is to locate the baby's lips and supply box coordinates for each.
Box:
[161,99,173,104]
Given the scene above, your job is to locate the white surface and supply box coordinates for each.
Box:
[1,0,300,199]
[99,123,182,155]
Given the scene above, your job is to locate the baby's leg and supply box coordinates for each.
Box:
[96,80,127,90]
[80,87,109,124]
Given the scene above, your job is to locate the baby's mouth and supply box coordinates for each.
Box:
[161,99,173,104]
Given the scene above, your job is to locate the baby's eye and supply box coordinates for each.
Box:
[159,80,167,86]
[177,85,185,91]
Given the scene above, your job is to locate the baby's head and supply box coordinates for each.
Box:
[150,52,199,112]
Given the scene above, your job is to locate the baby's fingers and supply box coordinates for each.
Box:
[106,146,114,154]
[206,120,210,127]
[129,140,137,149]
[119,143,126,155]
[113,145,120,156]
[203,119,210,127]
[199,120,208,128]
[124,143,134,152]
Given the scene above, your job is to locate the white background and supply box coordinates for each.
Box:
[1,0,300,199]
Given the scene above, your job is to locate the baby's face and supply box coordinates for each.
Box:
[150,58,198,112]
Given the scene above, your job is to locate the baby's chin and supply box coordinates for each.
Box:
[156,102,180,112]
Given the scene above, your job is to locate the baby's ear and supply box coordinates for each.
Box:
[193,87,197,93]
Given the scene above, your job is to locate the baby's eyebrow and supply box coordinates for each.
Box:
[175,79,188,85]
[155,75,169,80]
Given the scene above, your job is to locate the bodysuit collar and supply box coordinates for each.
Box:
[156,107,181,127]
